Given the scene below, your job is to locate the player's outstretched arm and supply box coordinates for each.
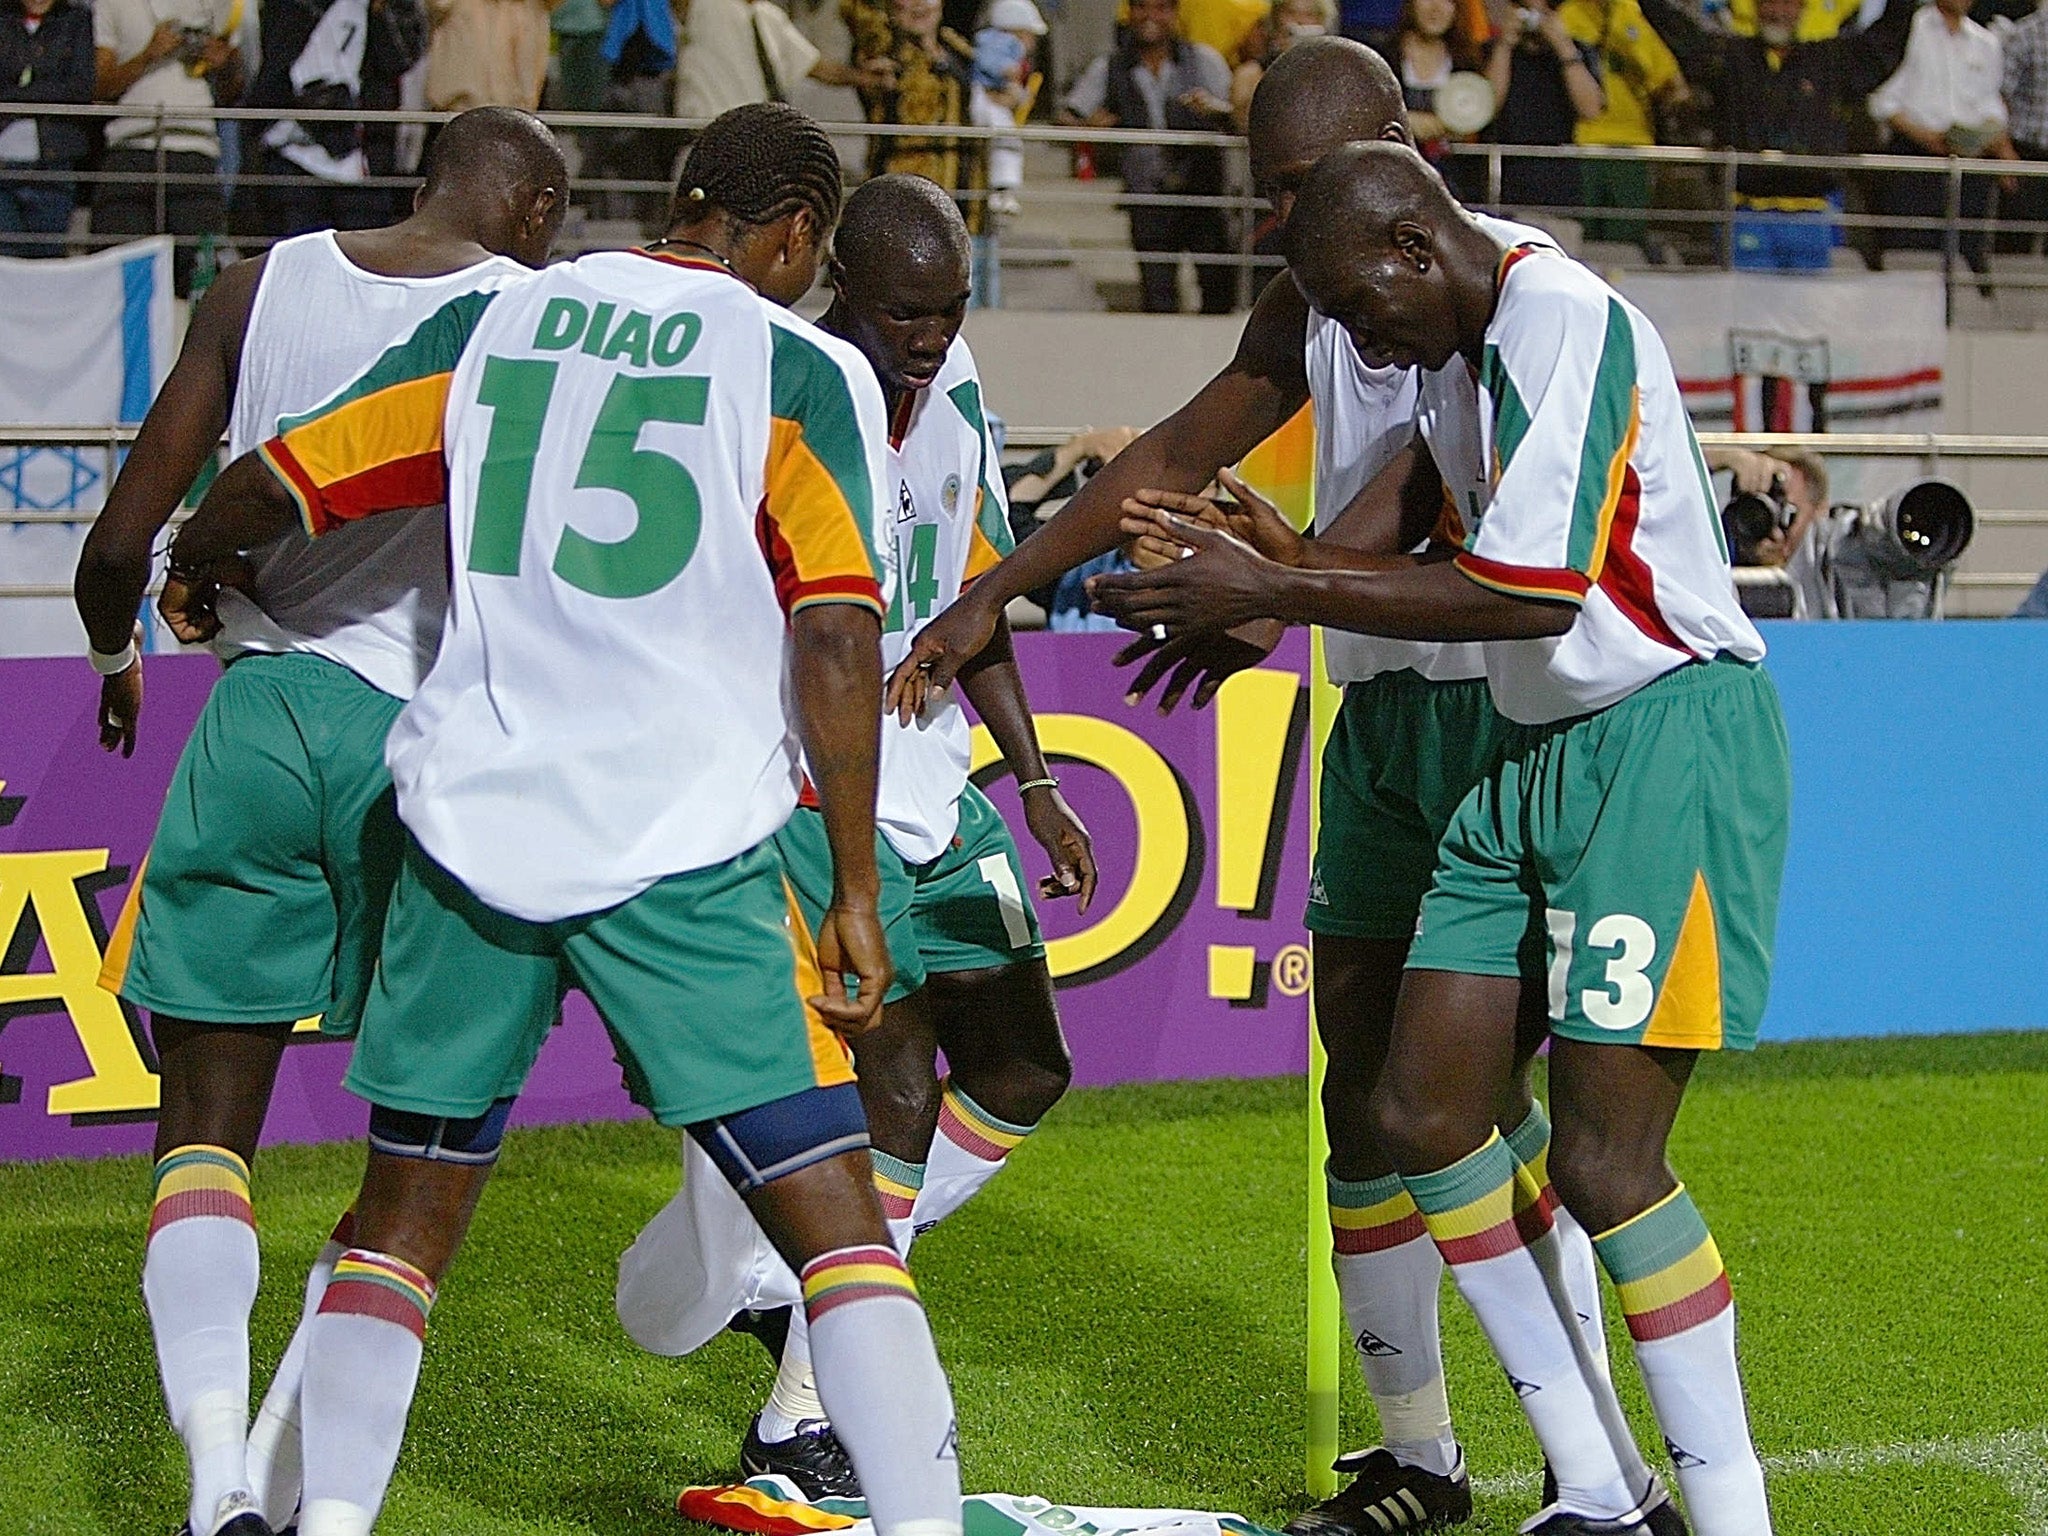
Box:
[1089,513,1574,642]
[789,602,894,1035]
[956,612,1098,914]
[884,273,1314,710]
[73,255,262,754]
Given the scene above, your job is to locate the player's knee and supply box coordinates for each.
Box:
[690,1082,870,1193]
[1547,1116,1676,1235]
[1367,1073,1470,1174]
[857,1057,944,1142]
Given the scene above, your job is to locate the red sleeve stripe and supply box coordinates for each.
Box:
[788,577,885,616]
[259,437,326,537]
[1454,551,1590,606]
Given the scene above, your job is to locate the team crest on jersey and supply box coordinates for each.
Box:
[941,473,962,517]
[898,480,917,522]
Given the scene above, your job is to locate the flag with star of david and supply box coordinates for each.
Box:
[0,237,174,657]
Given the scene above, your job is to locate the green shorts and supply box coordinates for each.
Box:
[1407,657,1791,1052]
[1307,670,1513,942]
[774,783,1046,1005]
[346,835,853,1125]
[102,652,404,1037]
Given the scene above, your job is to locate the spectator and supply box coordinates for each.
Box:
[1709,444,1831,616]
[974,0,1048,214]
[1180,0,1274,61]
[2000,0,2048,238]
[675,0,890,120]
[1389,0,1489,197]
[1231,0,1333,129]
[549,0,611,115]
[0,0,95,256]
[246,0,429,236]
[1642,0,1914,267]
[424,0,559,113]
[1559,0,1687,249]
[1062,0,1237,313]
[586,0,677,226]
[1868,0,2017,276]
[844,0,991,288]
[1483,0,1605,212]
[91,0,243,295]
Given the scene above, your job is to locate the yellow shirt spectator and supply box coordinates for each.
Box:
[1560,0,1683,145]
[1728,0,1853,40]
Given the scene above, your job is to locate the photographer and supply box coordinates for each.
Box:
[92,0,243,295]
[1711,445,1831,617]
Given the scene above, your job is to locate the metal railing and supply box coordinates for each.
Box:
[8,103,2048,313]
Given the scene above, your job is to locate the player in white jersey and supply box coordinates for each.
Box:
[71,107,567,1536]
[615,174,1095,1499]
[1093,141,1789,1536]
[164,105,966,1536]
[883,42,1638,1536]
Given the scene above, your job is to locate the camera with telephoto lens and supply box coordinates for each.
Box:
[1722,474,1796,567]
[1816,479,1976,618]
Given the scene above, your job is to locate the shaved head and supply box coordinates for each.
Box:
[420,106,565,209]
[1284,140,1487,372]
[1246,37,1408,215]
[833,174,969,291]
[826,175,972,397]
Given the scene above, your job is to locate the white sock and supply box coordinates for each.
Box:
[1405,1135,1645,1521]
[914,1082,1033,1231]
[871,1150,925,1258]
[247,1212,352,1530]
[756,1308,825,1443]
[1504,1103,1612,1381]
[1325,1167,1457,1477]
[298,1249,435,1535]
[800,1245,961,1536]
[145,1146,260,1536]
[1594,1189,1772,1536]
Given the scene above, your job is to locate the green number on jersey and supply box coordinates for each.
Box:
[905,521,941,621]
[469,357,709,599]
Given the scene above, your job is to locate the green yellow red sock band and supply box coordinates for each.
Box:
[801,1244,920,1322]
[318,1249,436,1340]
[1327,1167,1428,1255]
[1403,1131,1553,1264]
[1593,1184,1732,1342]
[871,1151,926,1220]
[937,1082,1032,1162]
[148,1144,253,1239]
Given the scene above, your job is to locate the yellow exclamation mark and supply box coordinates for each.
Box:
[1208,666,1305,1004]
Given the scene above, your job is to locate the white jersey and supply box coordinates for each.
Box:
[1304,213,1555,686]
[1433,243,1764,724]
[873,335,1014,864]
[214,231,527,699]
[261,250,892,921]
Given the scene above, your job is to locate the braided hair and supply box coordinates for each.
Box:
[674,103,845,233]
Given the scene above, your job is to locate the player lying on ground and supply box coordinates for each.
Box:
[616,175,1096,1500]
[1093,140,1789,1536]
[879,40,1639,1536]
[71,107,566,1536]
[160,104,966,1536]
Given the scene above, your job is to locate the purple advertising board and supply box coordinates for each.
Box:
[0,633,1314,1162]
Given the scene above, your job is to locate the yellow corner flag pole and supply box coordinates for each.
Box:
[1241,403,1345,1499]
[1305,625,1342,1500]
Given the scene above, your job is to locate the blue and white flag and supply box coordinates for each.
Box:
[0,236,174,657]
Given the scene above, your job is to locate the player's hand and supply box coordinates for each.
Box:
[97,621,145,758]
[1122,469,1305,567]
[1113,617,1284,714]
[1022,784,1096,914]
[885,589,997,725]
[157,554,250,644]
[1088,512,1281,636]
[812,901,893,1037]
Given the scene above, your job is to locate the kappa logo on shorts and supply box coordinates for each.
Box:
[898,480,917,522]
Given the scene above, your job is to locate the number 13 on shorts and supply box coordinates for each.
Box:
[1543,878,1749,1052]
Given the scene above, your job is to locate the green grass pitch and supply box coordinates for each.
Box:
[2,1032,2044,1535]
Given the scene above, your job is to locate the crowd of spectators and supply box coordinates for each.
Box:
[7,0,2048,298]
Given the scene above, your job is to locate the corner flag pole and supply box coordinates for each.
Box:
[1305,626,1342,1500]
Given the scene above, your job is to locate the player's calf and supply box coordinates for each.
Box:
[296,1100,511,1536]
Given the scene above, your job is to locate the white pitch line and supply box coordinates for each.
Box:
[1472,1428,2048,1533]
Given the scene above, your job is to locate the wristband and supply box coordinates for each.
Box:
[89,640,139,676]
[1016,776,1060,794]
